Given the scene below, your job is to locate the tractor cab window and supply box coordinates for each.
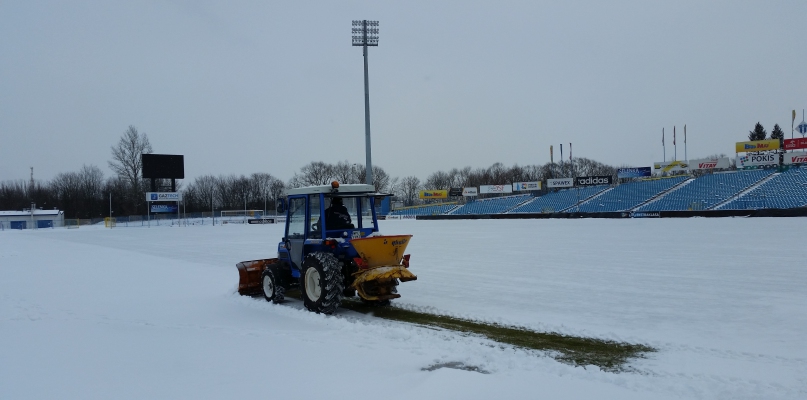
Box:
[343,197,359,229]
[287,197,306,239]
[309,194,321,239]
[324,196,356,231]
[359,197,374,229]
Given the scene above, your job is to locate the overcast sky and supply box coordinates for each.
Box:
[2,1,806,184]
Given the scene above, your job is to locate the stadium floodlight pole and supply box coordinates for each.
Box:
[352,20,379,186]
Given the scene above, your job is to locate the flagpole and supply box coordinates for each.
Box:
[663,128,666,162]
[550,145,554,179]
[792,110,796,140]
[684,124,687,161]
[674,126,677,161]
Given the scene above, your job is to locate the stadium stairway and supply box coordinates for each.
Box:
[628,177,693,211]
[560,187,613,212]
[445,204,463,214]
[502,196,536,213]
[712,172,780,210]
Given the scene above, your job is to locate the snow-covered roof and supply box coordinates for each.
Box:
[0,209,63,217]
[286,183,375,196]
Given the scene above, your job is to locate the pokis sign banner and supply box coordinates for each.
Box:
[479,185,513,194]
[547,178,574,188]
[146,192,182,202]
[736,153,778,168]
[735,139,780,153]
[575,176,613,186]
[513,181,541,191]
[419,190,447,199]
[688,157,732,170]
[617,167,651,178]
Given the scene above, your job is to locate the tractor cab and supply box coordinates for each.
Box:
[278,182,381,276]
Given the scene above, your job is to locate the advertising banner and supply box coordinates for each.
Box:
[479,185,513,194]
[735,139,780,153]
[784,138,807,150]
[654,160,689,172]
[462,187,478,196]
[448,187,463,197]
[736,153,778,168]
[617,167,652,178]
[547,178,574,188]
[248,218,276,224]
[513,181,541,191]
[688,157,732,170]
[146,192,182,202]
[575,175,613,186]
[150,204,178,213]
[419,190,448,199]
[784,151,807,165]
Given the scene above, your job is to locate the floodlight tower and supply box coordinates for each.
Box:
[352,20,379,186]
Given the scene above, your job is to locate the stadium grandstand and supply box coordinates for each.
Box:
[637,169,773,211]
[388,203,459,216]
[718,167,807,210]
[576,176,688,212]
[385,166,807,217]
[509,186,608,213]
[450,194,531,215]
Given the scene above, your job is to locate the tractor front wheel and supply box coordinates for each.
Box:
[261,266,285,304]
[301,252,344,314]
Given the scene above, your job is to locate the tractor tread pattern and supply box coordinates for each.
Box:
[303,252,344,314]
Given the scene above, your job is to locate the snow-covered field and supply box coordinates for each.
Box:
[1,218,805,399]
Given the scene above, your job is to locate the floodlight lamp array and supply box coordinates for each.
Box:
[351,20,379,46]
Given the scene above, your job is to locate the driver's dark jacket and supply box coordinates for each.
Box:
[325,204,353,229]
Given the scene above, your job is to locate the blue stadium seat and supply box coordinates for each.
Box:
[719,167,807,210]
[509,186,608,213]
[451,194,532,215]
[637,169,773,211]
[576,176,687,212]
[388,204,456,216]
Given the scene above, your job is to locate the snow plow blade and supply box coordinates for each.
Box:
[349,235,417,301]
[236,259,277,296]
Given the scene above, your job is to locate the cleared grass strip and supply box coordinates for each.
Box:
[341,299,655,372]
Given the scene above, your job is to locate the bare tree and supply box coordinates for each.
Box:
[357,165,394,192]
[399,176,421,206]
[288,161,333,187]
[331,161,362,184]
[109,125,152,213]
[424,170,451,190]
[109,125,152,190]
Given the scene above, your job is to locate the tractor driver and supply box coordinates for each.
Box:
[324,197,354,230]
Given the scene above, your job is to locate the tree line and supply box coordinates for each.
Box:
[0,124,636,217]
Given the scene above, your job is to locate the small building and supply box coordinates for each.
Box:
[0,209,64,230]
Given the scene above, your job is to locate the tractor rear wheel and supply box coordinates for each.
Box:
[261,266,285,304]
[301,252,344,314]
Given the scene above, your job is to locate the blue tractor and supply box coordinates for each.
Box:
[237,181,416,314]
